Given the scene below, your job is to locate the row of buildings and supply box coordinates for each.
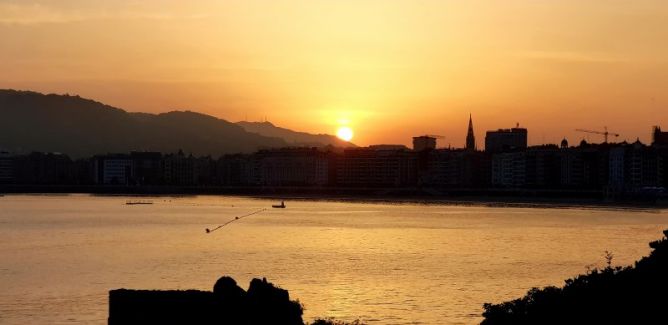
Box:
[1,124,667,194]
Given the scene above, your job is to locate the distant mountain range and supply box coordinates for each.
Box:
[0,90,353,158]
[237,121,354,148]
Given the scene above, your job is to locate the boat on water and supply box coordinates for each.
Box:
[272,201,286,208]
[125,200,153,205]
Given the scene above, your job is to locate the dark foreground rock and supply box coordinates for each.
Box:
[482,229,668,324]
[109,277,303,325]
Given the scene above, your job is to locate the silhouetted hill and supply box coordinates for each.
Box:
[0,90,288,158]
[482,229,668,324]
[237,121,356,148]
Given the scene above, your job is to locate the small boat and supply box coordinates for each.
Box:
[126,200,153,205]
[272,201,286,208]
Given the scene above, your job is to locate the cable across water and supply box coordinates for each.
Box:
[205,208,267,234]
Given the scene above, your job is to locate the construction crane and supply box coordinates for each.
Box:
[575,127,620,143]
[421,134,445,139]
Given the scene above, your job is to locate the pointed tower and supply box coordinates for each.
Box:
[466,114,476,150]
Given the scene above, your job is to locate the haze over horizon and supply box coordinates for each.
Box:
[1,0,667,147]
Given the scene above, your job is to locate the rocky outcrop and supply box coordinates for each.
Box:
[109,276,303,325]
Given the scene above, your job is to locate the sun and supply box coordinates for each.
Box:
[336,126,354,142]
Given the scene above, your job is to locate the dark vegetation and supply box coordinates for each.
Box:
[482,229,668,324]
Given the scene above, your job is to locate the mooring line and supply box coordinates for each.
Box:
[205,208,267,234]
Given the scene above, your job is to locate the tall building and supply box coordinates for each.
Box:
[217,154,259,186]
[491,151,526,187]
[559,143,609,189]
[131,151,163,185]
[256,148,330,186]
[163,150,196,186]
[0,151,14,183]
[335,147,417,187]
[485,125,528,153]
[653,126,668,146]
[525,145,561,188]
[466,114,476,151]
[93,154,132,185]
[420,148,490,188]
[413,136,437,152]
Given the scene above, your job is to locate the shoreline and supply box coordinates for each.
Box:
[2,185,666,210]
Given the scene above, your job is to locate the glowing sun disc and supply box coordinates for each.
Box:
[336,126,354,142]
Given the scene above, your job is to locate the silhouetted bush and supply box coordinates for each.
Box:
[246,277,304,325]
[482,229,668,324]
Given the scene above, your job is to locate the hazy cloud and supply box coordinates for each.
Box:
[0,2,209,25]
[515,50,628,64]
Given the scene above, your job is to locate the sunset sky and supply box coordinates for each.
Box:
[1,0,667,147]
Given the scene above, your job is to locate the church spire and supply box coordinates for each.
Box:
[466,114,476,150]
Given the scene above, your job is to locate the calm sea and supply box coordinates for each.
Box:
[1,194,667,324]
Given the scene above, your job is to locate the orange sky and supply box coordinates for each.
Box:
[1,0,667,147]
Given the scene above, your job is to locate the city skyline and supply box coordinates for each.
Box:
[0,89,661,153]
[1,1,667,147]
[3,3,668,325]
